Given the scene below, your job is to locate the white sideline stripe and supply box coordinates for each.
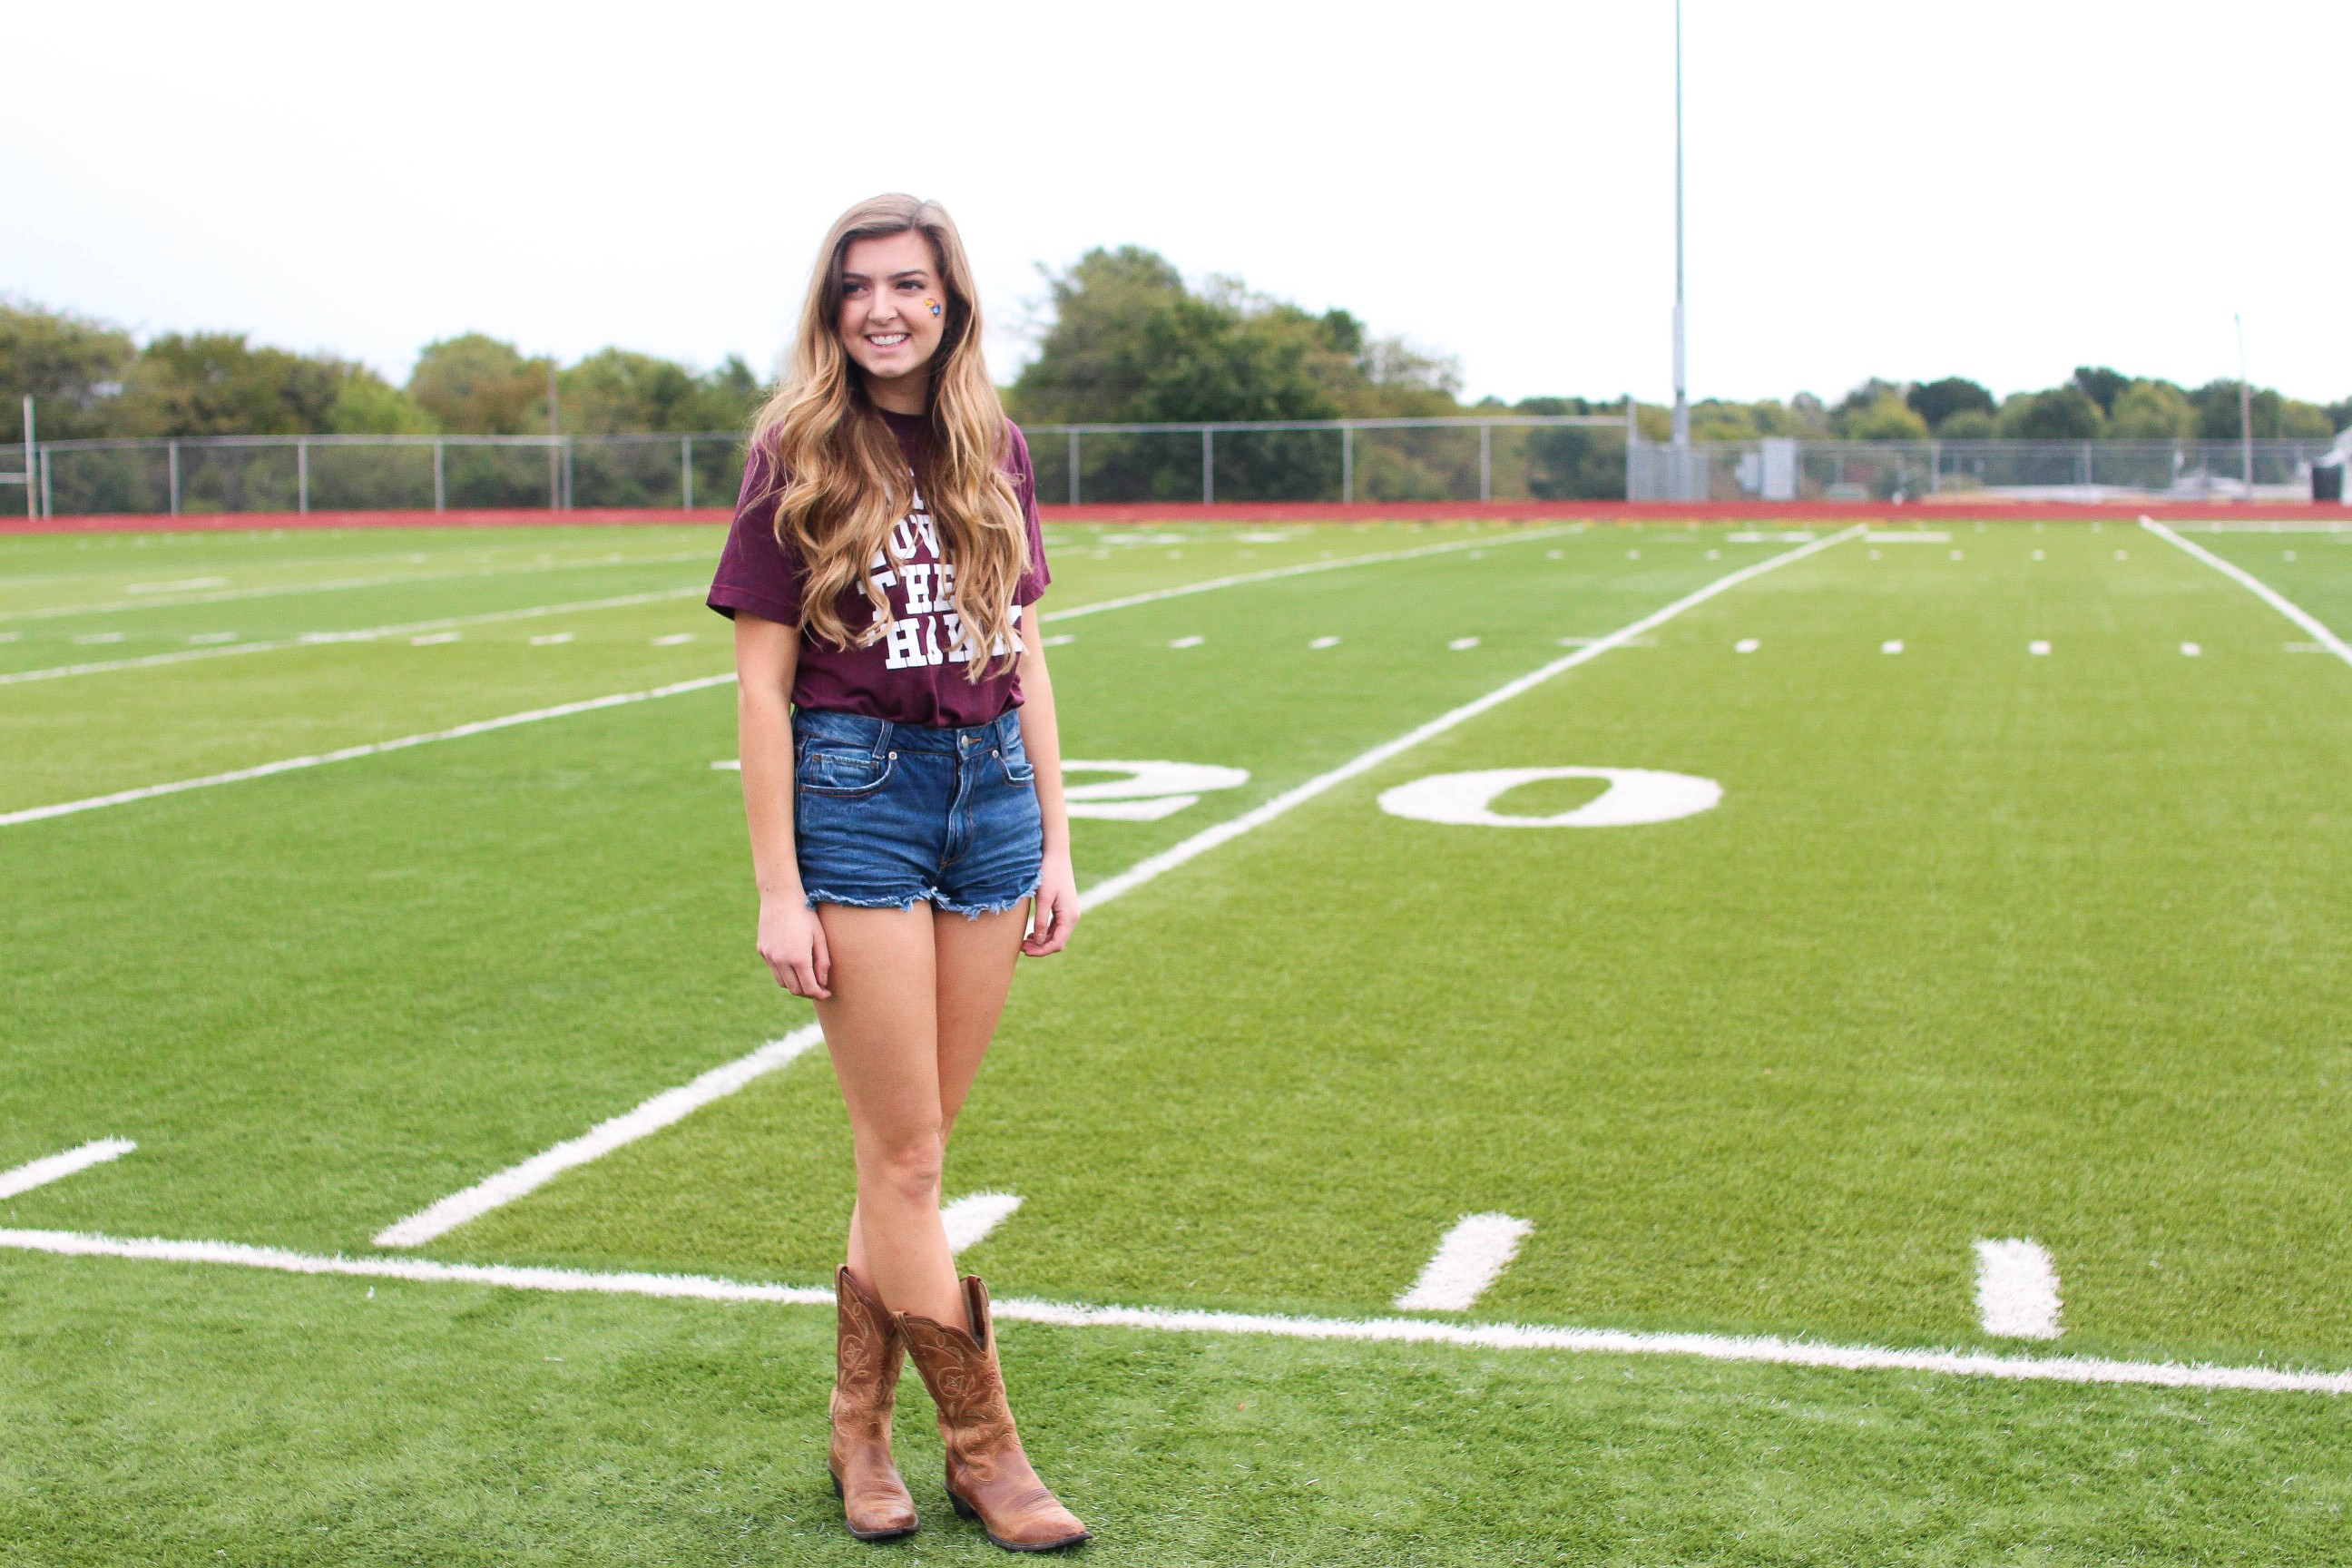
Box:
[2,1226,2344,1395]
[0,672,738,828]
[1395,1213,1533,1310]
[2142,516,2352,669]
[1975,1238,2063,1340]
[1038,524,1586,623]
[0,1140,136,1200]
[370,1024,826,1247]
[0,587,705,685]
[1079,525,1867,911]
[941,1191,1024,1254]
[0,550,720,623]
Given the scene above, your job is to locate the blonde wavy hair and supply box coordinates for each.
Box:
[749,194,1028,678]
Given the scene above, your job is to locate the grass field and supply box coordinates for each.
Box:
[5,514,2351,1564]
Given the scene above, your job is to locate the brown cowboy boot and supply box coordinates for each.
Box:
[830,1266,919,1542]
[897,1276,1090,1553]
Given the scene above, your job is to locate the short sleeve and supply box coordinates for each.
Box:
[707,442,805,626]
[1005,421,1051,606]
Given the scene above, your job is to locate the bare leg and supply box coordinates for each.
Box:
[934,905,1032,1138]
[814,903,964,1327]
[844,905,1031,1298]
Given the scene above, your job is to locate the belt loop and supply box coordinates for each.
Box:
[874,720,893,760]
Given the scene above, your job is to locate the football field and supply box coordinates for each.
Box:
[5,514,2351,1564]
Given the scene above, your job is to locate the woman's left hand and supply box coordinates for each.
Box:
[1024,850,1081,956]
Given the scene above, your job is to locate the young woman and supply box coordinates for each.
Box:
[708,194,1088,1553]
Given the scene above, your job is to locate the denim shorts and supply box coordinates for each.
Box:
[791,707,1044,918]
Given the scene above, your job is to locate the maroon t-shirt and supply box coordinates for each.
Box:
[707,410,1050,728]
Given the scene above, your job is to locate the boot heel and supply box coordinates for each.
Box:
[947,1487,980,1521]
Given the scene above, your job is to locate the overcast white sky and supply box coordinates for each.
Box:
[10,1,2347,407]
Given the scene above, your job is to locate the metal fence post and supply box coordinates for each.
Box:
[1341,424,1353,504]
[433,439,446,512]
[1479,422,1492,503]
[1202,426,1213,505]
[39,446,50,518]
[1623,397,1639,502]
[548,437,561,511]
[681,436,694,510]
[297,438,309,514]
[1066,429,1079,506]
[169,440,181,514]
[19,396,33,522]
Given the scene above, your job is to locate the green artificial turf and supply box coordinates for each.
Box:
[6,1254,2351,1567]
[5,517,2352,1563]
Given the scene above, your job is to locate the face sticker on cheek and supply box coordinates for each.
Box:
[926,298,942,318]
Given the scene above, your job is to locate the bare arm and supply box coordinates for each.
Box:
[1014,612,1079,956]
[735,612,831,998]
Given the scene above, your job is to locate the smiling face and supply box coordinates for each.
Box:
[837,229,948,411]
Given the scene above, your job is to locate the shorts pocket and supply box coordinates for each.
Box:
[995,727,1036,787]
[798,745,894,797]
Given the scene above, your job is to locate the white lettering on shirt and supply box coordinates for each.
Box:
[867,485,1017,675]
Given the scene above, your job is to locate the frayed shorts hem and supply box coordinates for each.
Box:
[804,883,1038,920]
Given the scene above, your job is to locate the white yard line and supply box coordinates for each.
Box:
[1079,525,1866,911]
[372,1025,824,1247]
[942,1192,1024,1254]
[0,550,720,624]
[0,673,737,828]
[1395,1213,1533,1311]
[1038,524,1586,622]
[0,1140,136,1200]
[1975,1239,2063,1340]
[0,587,706,685]
[2141,516,2352,669]
[1,1224,2342,1394]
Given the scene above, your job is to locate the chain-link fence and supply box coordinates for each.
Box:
[21,434,750,519]
[11,426,2345,517]
[1631,437,2340,503]
[1023,416,1633,506]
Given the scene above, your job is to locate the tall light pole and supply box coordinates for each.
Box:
[1671,0,1690,455]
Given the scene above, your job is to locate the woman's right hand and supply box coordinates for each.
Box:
[757,897,832,999]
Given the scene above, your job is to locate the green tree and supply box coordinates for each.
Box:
[1844,395,1930,441]
[2185,380,2332,441]
[1906,377,1994,429]
[329,371,437,435]
[1996,386,2105,440]
[690,356,763,431]
[2107,379,2197,440]
[2071,366,2130,416]
[560,348,705,434]
[408,334,551,435]
[1007,247,1463,500]
[112,333,350,436]
[1935,409,1996,439]
[0,301,136,440]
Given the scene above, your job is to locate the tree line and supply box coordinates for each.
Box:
[0,302,760,443]
[9,264,2345,479]
[1678,370,2344,447]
